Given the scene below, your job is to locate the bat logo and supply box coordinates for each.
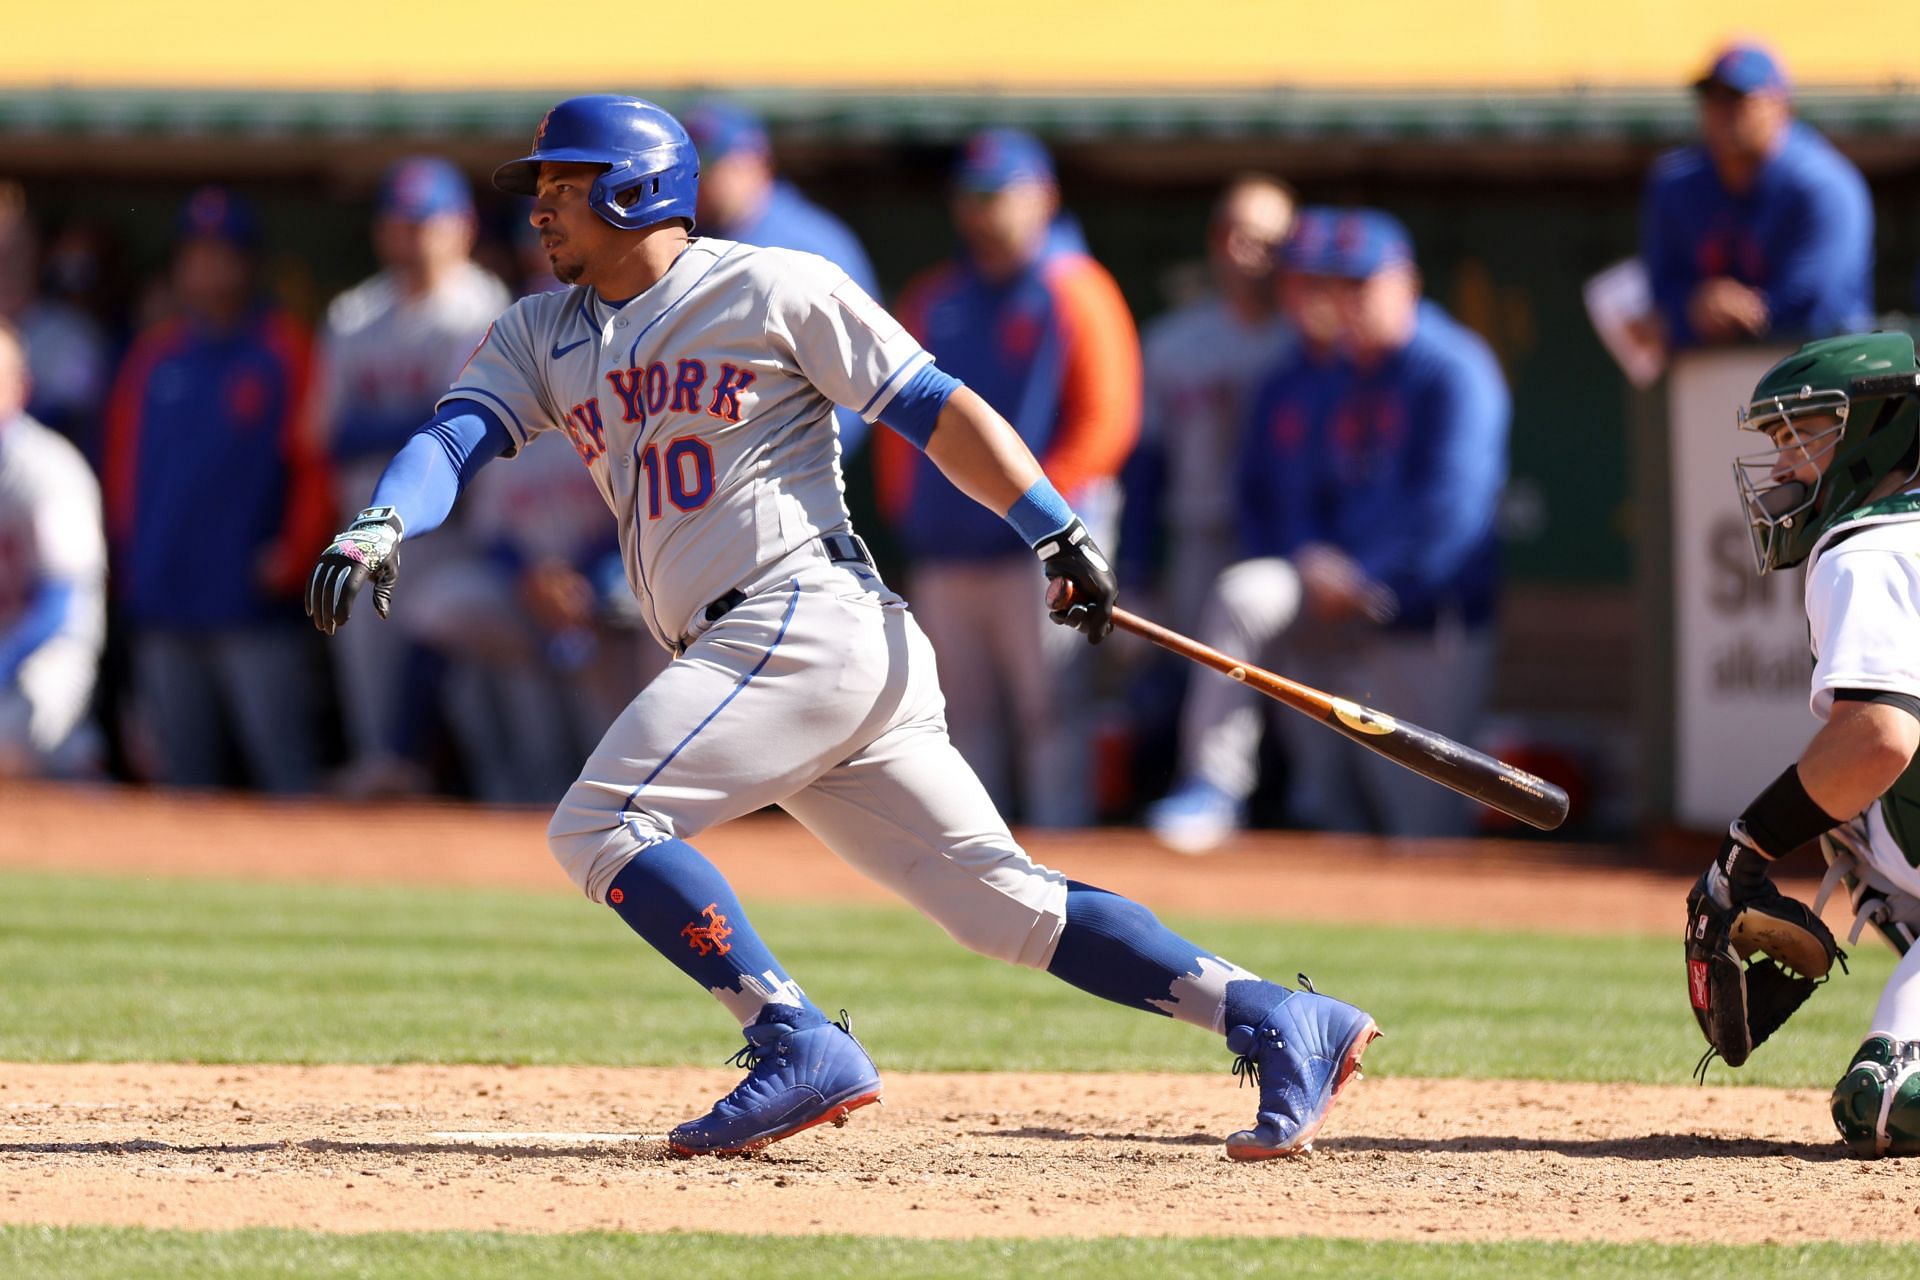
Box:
[1331,698,1396,736]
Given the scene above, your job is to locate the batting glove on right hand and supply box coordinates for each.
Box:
[1037,517,1117,644]
[307,506,404,636]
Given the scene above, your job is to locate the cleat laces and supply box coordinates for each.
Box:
[1232,1027,1283,1090]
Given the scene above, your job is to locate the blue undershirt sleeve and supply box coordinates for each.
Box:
[877,362,963,450]
[367,400,513,539]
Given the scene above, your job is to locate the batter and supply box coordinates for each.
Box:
[307,95,1377,1159]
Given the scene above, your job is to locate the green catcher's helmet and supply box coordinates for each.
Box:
[1735,332,1920,574]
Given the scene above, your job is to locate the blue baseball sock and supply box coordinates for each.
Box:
[605,838,824,1029]
[1047,881,1292,1035]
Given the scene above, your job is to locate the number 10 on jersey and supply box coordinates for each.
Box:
[638,435,716,518]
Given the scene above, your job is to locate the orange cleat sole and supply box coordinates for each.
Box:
[667,1089,883,1158]
[1225,1020,1380,1161]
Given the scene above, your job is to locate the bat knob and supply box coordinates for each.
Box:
[1046,578,1075,610]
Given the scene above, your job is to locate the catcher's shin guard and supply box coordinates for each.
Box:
[1832,1034,1920,1158]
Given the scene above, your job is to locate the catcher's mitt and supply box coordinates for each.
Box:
[1686,864,1843,1072]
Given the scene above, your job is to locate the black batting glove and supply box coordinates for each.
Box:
[306,506,404,636]
[1036,517,1117,644]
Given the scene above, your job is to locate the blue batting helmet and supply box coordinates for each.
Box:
[492,95,699,231]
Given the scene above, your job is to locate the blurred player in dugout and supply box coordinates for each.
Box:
[683,100,881,454]
[879,129,1140,827]
[312,157,512,797]
[0,318,106,777]
[103,189,334,793]
[1118,176,1297,785]
[1148,209,1510,850]
[1642,42,1873,351]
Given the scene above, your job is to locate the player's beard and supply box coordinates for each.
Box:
[549,249,585,285]
[544,234,585,285]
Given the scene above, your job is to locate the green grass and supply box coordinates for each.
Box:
[1,1228,1914,1280]
[0,869,1891,1086]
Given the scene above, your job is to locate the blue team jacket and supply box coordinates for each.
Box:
[1238,301,1510,631]
[1641,121,1875,349]
[104,306,331,627]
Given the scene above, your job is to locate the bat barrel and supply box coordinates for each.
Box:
[1324,704,1570,830]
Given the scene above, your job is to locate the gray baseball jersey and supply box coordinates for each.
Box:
[441,238,930,650]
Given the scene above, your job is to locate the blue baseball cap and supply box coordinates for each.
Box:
[175,186,260,250]
[953,128,1054,192]
[683,100,770,161]
[1693,43,1790,96]
[1280,207,1412,279]
[378,157,474,222]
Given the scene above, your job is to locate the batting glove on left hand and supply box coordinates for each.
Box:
[1037,517,1117,644]
[307,507,404,636]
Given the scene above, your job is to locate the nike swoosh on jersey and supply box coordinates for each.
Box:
[551,335,594,360]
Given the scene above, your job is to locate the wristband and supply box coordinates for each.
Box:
[1005,478,1076,549]
[1736,764,1841,860]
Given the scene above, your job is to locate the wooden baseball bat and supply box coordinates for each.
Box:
[1051,583,1570,831]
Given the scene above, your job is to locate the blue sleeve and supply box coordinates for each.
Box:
[878,362,963,449]
[1640,167,1698,348]
[367,400,512,538]
[1760,161,1875,337]
[0,580,78,683]
[1353,348,1509,614]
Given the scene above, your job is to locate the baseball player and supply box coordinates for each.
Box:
[307,95,1378,1159]
[1642,43,1873,351]
[1687,331,1920,1157]
[1148,209,1509,850]
[0,318,105,776]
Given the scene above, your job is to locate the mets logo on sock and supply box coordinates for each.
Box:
[682,903,734,957]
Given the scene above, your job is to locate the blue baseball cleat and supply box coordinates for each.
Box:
[669,1010,883,1156]
[1224,981,1379,1159]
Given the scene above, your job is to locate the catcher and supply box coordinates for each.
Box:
[1689,330,1920,1157]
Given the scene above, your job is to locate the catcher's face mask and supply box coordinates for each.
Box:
[1733,388,1848,575]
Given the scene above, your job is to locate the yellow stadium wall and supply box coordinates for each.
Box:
[9,0,1914,92]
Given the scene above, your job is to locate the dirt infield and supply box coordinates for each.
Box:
[2,1062,1912,1243]
[3,781,1914,1244]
